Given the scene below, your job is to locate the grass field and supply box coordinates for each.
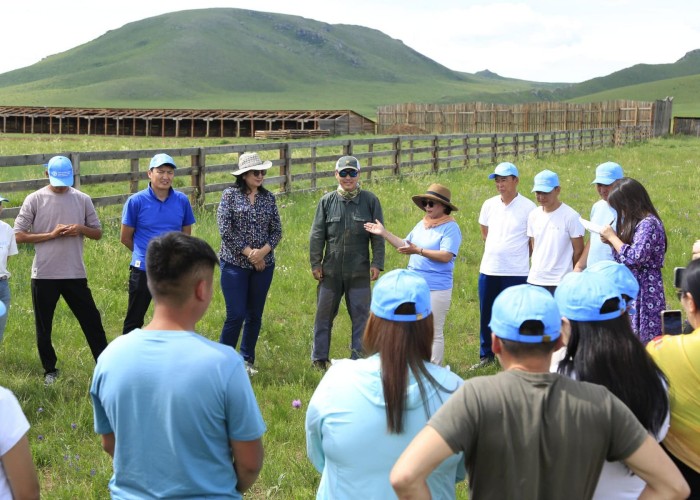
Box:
[1,135,699,498]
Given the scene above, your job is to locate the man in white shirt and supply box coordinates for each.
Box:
[527,169,584,293]
[473,162,535,369]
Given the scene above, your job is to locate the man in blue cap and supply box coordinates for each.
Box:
[390,284,689,499]
[14,156,108,385]
[473,161,536,369]
[120,153,196,335]
[575,161,624,271]
[527,169,584,293]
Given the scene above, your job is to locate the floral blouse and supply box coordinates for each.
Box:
[217,187,282,269]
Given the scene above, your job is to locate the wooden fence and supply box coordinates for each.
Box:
[376,99,672,137]
[0,126,651,220]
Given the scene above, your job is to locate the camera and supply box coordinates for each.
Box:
[674,267,685,289]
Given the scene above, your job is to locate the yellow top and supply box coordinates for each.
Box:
[647,328,700,473]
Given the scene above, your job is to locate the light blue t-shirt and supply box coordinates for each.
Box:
[306,355,465,499]
[90,329,266,499]
[588,200,617,266]
[121,185,196,270]
[406,220,462,290]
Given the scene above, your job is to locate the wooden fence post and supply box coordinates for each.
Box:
[491,134,498,164]
[534,133,539,157]
[462,134,470,167]
[191,148,205,208]
[310,146,317,189]
[394,137,402,176]
[281,143,292,193]
[70,153,81,188]
[433,135,439,173]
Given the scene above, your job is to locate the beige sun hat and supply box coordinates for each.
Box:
[411,183,459,212]
[231,152,273,176]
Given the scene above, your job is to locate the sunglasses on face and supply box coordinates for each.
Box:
[421,199,436,208]
[250,169,266,177]
[338,169,358,178]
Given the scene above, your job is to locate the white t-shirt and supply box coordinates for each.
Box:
[587,199,617,266]
[0,221,18,280]
[0,386,30,500]
[479,193,536,276]
[527,203,584,286]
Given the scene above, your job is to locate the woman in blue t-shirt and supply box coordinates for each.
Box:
[365,184,462,365]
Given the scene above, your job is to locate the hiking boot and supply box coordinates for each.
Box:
[244,361,258,376]
[44,370,59,386]
[469,357,495,371]
[312,359,329,371]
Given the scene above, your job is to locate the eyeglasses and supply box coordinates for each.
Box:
[421,199,435,208]
[338,169,358,178]
[250,169,266,177]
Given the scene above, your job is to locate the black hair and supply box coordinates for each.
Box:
[498,320,558,356]
[234,172,269,195]
[681,258,700,304]
[146,232,219,304]
[558,310,669,436]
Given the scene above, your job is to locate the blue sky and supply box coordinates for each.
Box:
[4,0,699,82]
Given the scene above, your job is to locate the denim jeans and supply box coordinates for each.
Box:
[478,274,528,359]
[219,261,274,365]
[0,279,10,343]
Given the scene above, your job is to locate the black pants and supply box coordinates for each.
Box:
[31,279,108,375]
[122,266,152,335]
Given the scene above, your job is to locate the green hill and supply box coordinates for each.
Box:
[0,8,698,118]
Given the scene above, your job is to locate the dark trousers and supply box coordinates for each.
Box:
[478,274,528,359]
[31,278,108,375]
[313,278,370,362]
[219,261,275,364]
[122,267,152,335]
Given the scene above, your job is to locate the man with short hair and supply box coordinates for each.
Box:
[309,156,385,367]
[90,232,265,498]
[14,156,108,385]
[473,161,536,369]
[390,284,689,500]
[120,153,196,334]
[527,169,584,293]
[575,161,624,271]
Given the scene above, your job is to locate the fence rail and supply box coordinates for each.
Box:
[0,126,651,220]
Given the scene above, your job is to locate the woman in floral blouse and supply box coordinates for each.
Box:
[217,152,282,375]
[600,177,667,344]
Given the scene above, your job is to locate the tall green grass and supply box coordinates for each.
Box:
[0,135,698,498]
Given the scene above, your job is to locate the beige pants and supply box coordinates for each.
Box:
[430,288,452,365]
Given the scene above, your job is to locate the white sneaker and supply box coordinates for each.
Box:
[244,361,258,376]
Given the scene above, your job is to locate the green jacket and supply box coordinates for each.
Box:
[309,190,385,285]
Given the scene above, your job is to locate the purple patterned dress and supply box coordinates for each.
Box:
[613,215,666,344]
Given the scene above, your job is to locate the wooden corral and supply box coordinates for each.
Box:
[0,106,375,138]
[672,116,700,136]
[377,99,673,137]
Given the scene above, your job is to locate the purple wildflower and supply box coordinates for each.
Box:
[292,399,302,409]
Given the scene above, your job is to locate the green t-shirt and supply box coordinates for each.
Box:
[429,370,648,500]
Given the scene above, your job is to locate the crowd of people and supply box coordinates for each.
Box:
[0,153,698,499]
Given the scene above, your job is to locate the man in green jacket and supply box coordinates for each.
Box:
[309,156,385,368]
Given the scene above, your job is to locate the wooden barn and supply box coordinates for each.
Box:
[672,116,700,136]
[0,106,375,138]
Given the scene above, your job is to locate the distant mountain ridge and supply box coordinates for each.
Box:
[0,8,698,116]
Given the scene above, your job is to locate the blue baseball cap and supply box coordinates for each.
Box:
[488,162,519,179]
[490,284,561,343]
[585,261,639,300]
[370,269,431,322]
[531,169,559,193]
[149,153,177,170]
[554,272,626,322]
[46,156,74,187]
[592,161,623,185]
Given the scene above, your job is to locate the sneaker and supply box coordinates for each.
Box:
[469,357,495,371]
[244,361,258,376]
[312,359,329,371]
[44,370,59,386]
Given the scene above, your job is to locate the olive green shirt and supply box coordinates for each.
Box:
[309,190,384,286]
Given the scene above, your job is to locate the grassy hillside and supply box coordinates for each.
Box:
[0,8,697,117]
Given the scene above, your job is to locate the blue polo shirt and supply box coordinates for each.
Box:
[121,184,196,270]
